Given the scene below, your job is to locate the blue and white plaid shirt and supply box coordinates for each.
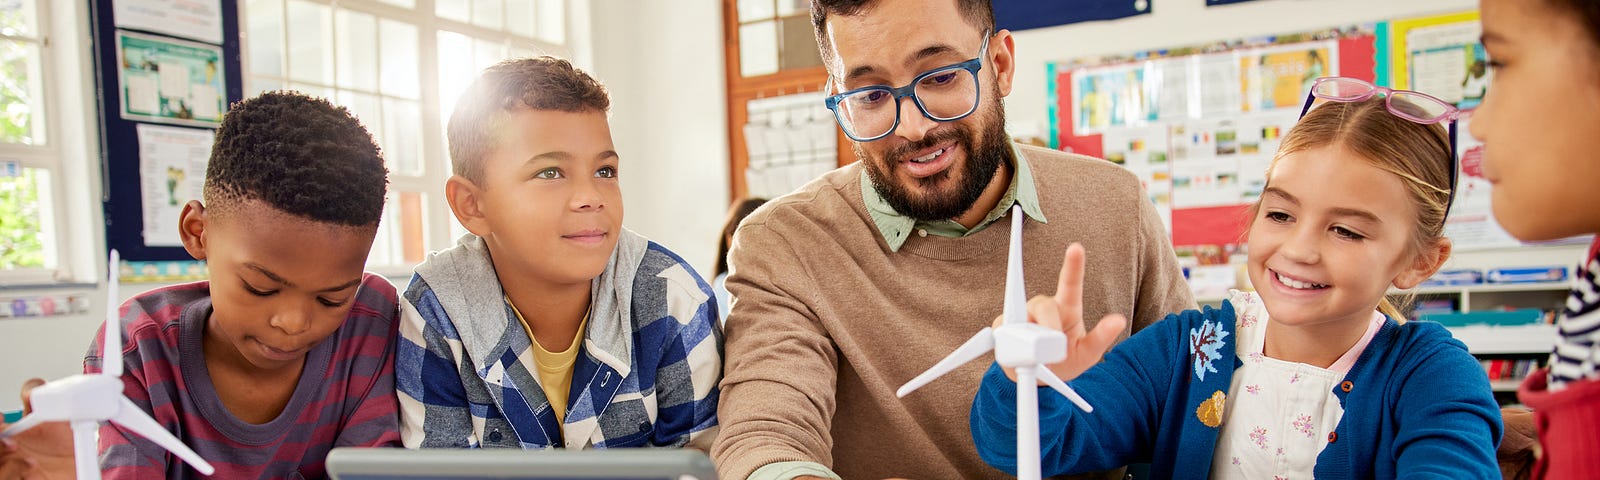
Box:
[396,232,721,450]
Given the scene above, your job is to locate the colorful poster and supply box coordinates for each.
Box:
[1405,20,1487,107]
[116,31,227,127]
[1389,11,1484,107]
[136,124,213,247]
[1072,64,1158,135]
[1239,42,1337,112]
[1101,126,1174,228]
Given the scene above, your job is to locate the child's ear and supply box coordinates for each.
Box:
[446,175,492,237]
[1393,238,1453,290]
[178,200,209,261]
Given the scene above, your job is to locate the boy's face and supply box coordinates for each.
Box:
[180,200,376,373]
[1472,0,1600,241]
[465,109,624,287]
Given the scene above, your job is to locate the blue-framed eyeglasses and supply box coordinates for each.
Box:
[1298,76,1464,213]
[824,30,992,142]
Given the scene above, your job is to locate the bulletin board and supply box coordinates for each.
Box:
[1045,10,1537,251]
[994,0,1152,32]
[90,0,244,275]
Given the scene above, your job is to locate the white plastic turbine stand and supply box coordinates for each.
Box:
[0,250,215,480]
[897,206,1093,480]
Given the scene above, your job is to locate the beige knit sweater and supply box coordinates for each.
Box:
[713,144,1197,479]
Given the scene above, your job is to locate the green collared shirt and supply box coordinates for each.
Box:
[862,142,1048,251]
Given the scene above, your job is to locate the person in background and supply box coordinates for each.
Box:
[713,198,768,325]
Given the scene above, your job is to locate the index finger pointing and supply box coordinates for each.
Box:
[1054,243,1086,332]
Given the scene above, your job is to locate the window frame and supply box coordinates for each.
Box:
[0,0,76,284]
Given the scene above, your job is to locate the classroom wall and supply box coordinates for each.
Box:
[586,0,731,278]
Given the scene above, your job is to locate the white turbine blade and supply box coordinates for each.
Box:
[1015,366,1041,480]
[0,413,46,440]
[1036,367,1094,413]
[104,250,121,380]
[896,328,995,397]
[70,421,101,480]
[1003,206,1026,326]
[109,398,215,475]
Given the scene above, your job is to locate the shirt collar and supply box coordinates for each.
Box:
[862,141,1048,252]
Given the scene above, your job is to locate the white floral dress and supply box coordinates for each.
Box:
[1209,290,1385,479]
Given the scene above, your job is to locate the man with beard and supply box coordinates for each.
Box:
[710,0,1195,479]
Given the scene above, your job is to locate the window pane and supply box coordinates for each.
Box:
[366,191,427,266]
[435,0,469,23]
[505,0,534,39]
[288,82,334,101]
[367,193,401,266]
[246,0,284,79]
[399,191,425,264]
[0,168,52,269]
[778,15,822,71]
[535,0,562,43]
[474,39,503,73]
[382,98,422,176]
[335,9,379,91]
[377,0,414,10]
[436,31,473,127]
[508,45,536,61]
[379,20,419,99]
[0,0,39,38]
[776,0,805,16]
[249,76,282,97]
[286,0,333,85]
[472,0,503,31]
[0,40,44,145]
[737,0,774,22]
[336,91,383,151]
[738,20,778,77]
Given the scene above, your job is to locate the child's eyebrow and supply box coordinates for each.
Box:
[244,263,362,292]
[1327,207,1382,225]
[1263,188,1382,224]
[525,150,620,164]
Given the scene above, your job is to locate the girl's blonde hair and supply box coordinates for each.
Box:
[1250,97,1454,321]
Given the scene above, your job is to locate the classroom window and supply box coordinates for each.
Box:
[0,0,66,278]
[243,0,569,273]
[733,0,819,77]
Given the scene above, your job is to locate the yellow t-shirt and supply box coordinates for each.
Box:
[508,298,588,425]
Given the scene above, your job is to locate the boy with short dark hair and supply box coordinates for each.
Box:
[396,56,721,450]
[0,91,401,479]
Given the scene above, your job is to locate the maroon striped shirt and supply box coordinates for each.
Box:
[83,273,402,479]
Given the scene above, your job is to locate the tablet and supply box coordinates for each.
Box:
[325,447,717,480]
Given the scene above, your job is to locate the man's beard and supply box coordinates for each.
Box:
[859,99,1009,222]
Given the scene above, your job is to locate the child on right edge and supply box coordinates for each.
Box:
[396,57,721,450]
[971,83,1501,479]
[1471,0,1600,476]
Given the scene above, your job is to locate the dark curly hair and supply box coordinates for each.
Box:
[448,56,611,184]
[203,91,388,226]
[810,0,993,67]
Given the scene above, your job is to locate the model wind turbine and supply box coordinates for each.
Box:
[896,206,1092,480]
[0,250,214,479]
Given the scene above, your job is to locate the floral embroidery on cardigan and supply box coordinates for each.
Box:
[1190,319,1230,381]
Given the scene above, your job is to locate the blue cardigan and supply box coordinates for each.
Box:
[971,301,1502,479]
